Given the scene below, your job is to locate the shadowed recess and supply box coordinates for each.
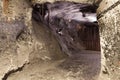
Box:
[32,1,100,56]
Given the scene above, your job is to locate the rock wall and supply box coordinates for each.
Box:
[97,0,120,80]
[31,0,96,4]
[0,0,65,80]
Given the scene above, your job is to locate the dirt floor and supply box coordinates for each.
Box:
[6,50,101,80]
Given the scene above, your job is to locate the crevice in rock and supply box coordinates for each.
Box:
[2,62,29,80]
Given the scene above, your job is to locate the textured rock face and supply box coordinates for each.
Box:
[0,21,32,79]
[31,0,95,4]
[97,0,119,14]
[98,0,120,80]
[0,0,65,80]
[0,0,32,79]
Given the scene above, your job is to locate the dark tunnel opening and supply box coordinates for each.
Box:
[32,1,100,56]
[31,1,101,80]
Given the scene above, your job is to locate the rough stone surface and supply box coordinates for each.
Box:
[0,0,66,80]
[31,0,96,4]
[1,0,30,20]
[97,0,119,16]
[0,0,2,17]
[31,20,66,61]
[98,3,120,80]
[0,21,32,79]
[0,0,32,79]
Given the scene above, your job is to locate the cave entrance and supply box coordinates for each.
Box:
[32,1,101,79]
[32,1,101,55]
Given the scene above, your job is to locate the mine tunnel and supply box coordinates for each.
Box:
[31,1,101,80]
[1,0,120,80]
[32,1,101,54]
[0,1,102,80]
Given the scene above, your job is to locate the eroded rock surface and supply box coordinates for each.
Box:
[98,0,120,80]
[0,20,32,80]
[0,0,66,80]
[31,0,96,4]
